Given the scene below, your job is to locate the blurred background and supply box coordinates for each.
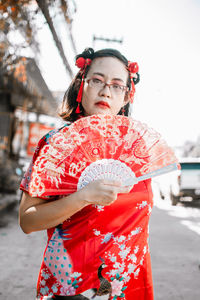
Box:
[0,0,200,299]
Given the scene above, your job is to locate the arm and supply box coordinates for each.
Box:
[19,180,132,234]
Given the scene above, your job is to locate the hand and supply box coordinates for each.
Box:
[79,179,133,207]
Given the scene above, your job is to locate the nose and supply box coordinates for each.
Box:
[99,83,111,97]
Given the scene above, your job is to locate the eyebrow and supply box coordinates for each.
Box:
[92,72,125,83]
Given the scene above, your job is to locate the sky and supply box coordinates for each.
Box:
[35,0,200,148]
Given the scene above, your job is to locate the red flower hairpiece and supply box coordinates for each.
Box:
[127,61,139,104]
[76,57,92,70]
[128,61,139,76]
[75,57,92,113]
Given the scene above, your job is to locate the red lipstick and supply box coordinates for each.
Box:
[95,101,110,108]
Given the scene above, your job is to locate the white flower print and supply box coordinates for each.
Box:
[140,256,144,265]
[131,227,142,236]
[136,200,147,209]
[128,263,137,274]
[101,232,114,244]
[119,247,131,259]
[128,253,137,263]
[134,268,140,279]
[40,279,46,286]
[111,261,126,274]
[42,271,50,280]
[51,284,58,293]
[93,229,101,236]
[60,285,76,296]
[40,286,49,295]
[94,204,104,212]
[119,244,125,250]
[123,272,131,283]
[71,272,82,278]
[113,262,121,269]
[143,246,147,254]
[108,253,117,262]
[116,235,126,242]
[134,246,139,254]
[107,269,118,277]
[148,204,152,215]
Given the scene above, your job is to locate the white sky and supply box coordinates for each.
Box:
[36,0,200,147]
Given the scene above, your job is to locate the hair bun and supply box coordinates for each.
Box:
[133,73,140,85]
[75,48,94,61]
[82,48,94,58]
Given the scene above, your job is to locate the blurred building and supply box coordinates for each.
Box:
[182,137,200,158]
[0,56,58,193]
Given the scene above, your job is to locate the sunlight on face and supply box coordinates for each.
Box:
[81,57,129,116]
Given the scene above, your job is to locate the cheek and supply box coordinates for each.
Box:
[82,86,95,102]
[117,95,126,107]
[81,88,95,112]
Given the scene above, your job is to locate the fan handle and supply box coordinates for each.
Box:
[124,163,180,186]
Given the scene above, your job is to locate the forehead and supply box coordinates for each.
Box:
[87,57,128,81]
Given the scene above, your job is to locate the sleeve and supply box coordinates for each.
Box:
[20,128,60,200]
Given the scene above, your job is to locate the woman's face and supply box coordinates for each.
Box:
[81,57,129,116]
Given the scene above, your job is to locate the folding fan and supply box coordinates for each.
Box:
[28,114,180,197]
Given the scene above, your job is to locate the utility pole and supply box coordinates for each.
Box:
[36,0,74,79]
[93,35,123,48]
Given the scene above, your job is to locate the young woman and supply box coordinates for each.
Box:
[19,48,154,299]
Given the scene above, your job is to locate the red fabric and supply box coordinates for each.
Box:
[20,122,154,300]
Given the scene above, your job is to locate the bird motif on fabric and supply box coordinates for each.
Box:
[53,258,112,299]
[91,257,112,299]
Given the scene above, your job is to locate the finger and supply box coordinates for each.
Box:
[102,198,116,206]
[116,186,133,194]
[102,179,122,187]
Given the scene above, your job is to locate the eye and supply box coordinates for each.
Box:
[92,78,103,84]
[112,84,123,90]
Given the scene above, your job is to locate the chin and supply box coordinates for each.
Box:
[94,107,114,115]
[85,108,110,116]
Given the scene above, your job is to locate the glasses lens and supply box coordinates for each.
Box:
[110,84,126,94]
[90,78,103,88]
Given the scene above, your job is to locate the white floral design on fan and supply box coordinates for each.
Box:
[77,159,137,190]
[77,159,137,212]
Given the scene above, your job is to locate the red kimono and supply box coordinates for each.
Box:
[20,123,154,300]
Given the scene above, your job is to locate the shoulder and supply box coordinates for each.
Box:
[44,122,71,143]
[32,122,71,163]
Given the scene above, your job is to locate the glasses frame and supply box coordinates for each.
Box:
[84,78,129,94]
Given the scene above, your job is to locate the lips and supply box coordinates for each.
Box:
[95,101,110,108]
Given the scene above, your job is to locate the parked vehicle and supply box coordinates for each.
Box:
[170,158,200,205]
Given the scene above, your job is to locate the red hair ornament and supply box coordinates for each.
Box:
[75,58,92,113]
[127,61,139,103]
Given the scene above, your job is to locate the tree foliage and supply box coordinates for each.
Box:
[0,0,76,76]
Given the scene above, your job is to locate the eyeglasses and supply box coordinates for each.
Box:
[84,77,129,95]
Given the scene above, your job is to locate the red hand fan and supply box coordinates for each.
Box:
[28,115,180,197]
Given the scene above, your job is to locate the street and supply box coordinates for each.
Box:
[0,186,200,300]
[150,186,200,300]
